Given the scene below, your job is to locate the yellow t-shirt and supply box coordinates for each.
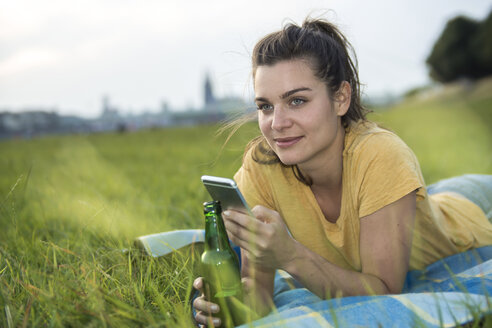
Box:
[234,120,492,271]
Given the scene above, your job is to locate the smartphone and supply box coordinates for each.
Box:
[201,175,252,215]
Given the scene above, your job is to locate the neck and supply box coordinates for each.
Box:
[205,213,230,251]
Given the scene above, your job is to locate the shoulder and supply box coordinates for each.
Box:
[343,121,425,217]
[344,121,417,165]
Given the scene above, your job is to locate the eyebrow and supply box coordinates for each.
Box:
[255,87,312,102]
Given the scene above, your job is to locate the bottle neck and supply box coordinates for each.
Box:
[204,211,231,251]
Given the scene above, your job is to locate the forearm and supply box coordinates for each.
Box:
[242,263,275,316]
[283,241,391,298]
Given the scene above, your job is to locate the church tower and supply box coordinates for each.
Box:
[204,73,216,108]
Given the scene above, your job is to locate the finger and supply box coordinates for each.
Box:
[225,216,271,246]
[193,277,204,291]
[223,218,251,242]
[223,210,264,234]
[251,205,280,224]
[226,230,254,254]
[223,220,260,254]
[193,296,220,314]
[195,311,221,327]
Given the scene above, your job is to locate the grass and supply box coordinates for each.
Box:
[1,78,491,327]
[368,78,492,184]
[0,124,259,327]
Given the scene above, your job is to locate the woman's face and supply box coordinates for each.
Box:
[254,59,349,168]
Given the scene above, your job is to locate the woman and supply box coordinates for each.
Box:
[193,17,492,327]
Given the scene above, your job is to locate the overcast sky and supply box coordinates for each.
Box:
[1,0,491,118]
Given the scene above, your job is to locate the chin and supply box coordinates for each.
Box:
[277,155,302,166]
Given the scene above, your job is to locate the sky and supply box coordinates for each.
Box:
[1,0,491,118]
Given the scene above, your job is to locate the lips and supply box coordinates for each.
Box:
[274,136,303,148]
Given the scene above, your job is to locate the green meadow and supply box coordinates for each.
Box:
[1,79,491,327]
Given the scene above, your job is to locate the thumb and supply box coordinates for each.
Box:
[193,277,204,292]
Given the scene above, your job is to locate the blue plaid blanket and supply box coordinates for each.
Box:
[238,246,492,327]
[138,230,491,327]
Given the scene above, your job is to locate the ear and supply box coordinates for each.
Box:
[335,81,351,116]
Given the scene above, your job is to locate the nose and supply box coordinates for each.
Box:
[271,107,292,131]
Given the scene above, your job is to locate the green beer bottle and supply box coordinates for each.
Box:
[201,200,244,327]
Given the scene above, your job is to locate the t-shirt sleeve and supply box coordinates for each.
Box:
[355,132,425,218]
[233,149,275,210]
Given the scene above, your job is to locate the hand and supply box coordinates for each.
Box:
[193,277,256,327]
[192,277,221,327]
[223,205,297,270]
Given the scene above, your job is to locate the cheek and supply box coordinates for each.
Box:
[258,114,271,136]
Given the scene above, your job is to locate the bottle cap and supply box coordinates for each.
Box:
[203,200,222,214]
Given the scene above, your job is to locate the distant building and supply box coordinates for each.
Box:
[201,73,250,116]
[96,95,123,131]
[204,73,216,109]
[0,110,89,139]
[0,72,252,139]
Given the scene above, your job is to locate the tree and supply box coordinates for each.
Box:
[470,11,492,77]
[426,16,479,82]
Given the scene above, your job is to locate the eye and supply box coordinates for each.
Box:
[291,98,305,106]
[256,103,273,111]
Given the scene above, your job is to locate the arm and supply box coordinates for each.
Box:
[285,191,416,297]
[240,250,276,316]
[224,190,416,299]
